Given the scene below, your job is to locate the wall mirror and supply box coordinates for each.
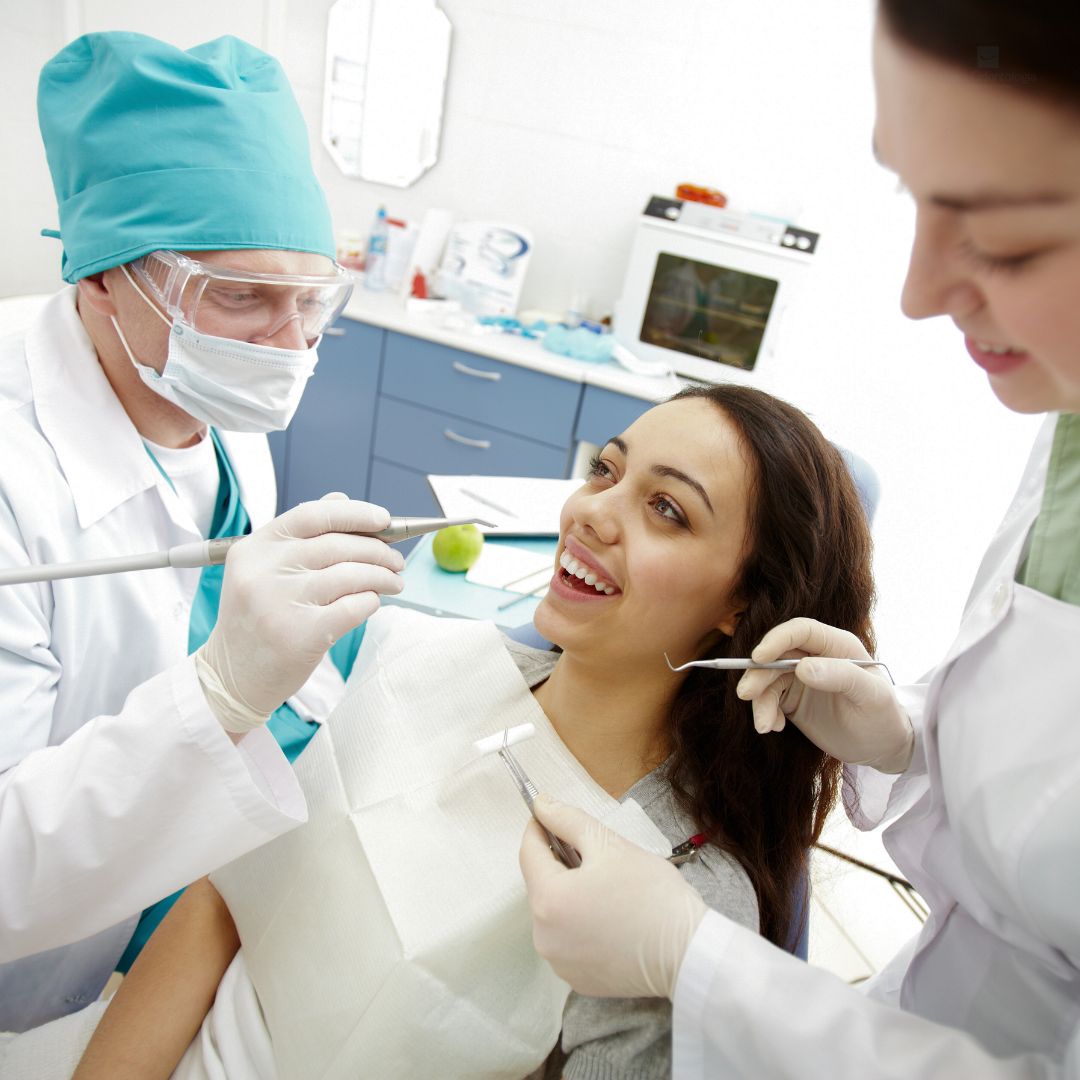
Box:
[322,0,452,188]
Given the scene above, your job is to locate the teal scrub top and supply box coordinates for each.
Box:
[116,432,363,971]
[1017,412,1080,607]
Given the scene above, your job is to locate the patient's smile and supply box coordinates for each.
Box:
[557,550,618,595]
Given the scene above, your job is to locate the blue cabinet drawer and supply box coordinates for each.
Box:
[280,320,383,508]
[574,385,654,446]
[374,397,570,478]
[368,459,441,517]
[367,459,442,556]
[381,331,579,447]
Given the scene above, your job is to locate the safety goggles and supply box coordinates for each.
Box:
[128,250,354,344]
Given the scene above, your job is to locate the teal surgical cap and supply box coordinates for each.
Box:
[38,32,335,282]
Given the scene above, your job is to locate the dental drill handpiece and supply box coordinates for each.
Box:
[199,516,494,564]
[0,516,495,586]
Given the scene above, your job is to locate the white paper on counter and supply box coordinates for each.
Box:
[428,474,581,536]
[466,543,553,596]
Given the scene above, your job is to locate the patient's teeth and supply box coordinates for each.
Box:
[560,548,618,594]
[977,340,1018,355]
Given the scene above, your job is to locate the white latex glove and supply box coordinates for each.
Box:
[736,617,914,773]
[519,795,706,1000]
[196,493,404,733]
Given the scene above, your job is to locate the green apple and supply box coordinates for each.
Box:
[432,524,485,572]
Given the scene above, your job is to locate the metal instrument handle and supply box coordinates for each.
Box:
[443,428,492,450]
[543,825,582,869]
[322,326,346,337]
[499,744,582,869]
[451,359,502,381]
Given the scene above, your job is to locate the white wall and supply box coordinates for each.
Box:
[0,0,1042,682]
[0,0,68,299]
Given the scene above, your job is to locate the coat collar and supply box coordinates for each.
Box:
[26,288,162,529]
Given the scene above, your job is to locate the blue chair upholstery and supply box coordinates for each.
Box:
[837,446,881,527]
[789,876,810,960]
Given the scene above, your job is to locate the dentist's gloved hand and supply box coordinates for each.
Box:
[196,493,404,735]
[736,617,914,774]
[519,795,706,1000]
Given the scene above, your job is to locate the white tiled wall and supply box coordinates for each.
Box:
[1,0,1042,687]
[0,0,68,303]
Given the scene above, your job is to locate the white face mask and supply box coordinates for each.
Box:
[111,265,320,433]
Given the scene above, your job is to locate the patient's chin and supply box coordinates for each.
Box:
[531,600,561,646]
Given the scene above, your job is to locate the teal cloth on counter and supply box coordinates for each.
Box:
[542,324,615,363]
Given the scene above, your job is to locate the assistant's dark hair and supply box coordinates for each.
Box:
[665,385,875,949]
[879,0,1080,107]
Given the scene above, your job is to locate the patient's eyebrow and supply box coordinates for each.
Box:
[604,436,714,515]
[928,189,1070,212]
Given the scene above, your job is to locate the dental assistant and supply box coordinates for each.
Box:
[0,33,403,1030]
[520,2,1080,1076]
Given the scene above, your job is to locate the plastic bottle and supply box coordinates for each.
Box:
[336,229,365,272]
[364,206,389,291]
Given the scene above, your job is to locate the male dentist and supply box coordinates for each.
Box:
[0,32,402,1030]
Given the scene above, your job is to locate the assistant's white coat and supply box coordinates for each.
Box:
[0,289,345,1030]
[671,416,1080,1078]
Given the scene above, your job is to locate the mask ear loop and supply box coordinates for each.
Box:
[111,263,173,378]
[119,263,172,328]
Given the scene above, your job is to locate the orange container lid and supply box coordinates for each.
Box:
[675,183,728,208]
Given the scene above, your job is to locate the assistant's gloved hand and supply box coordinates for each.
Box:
[196,493,404,734]
[519,795,706,1000]
[736,617,914,773]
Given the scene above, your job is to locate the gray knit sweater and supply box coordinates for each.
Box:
[505,637,759,1080]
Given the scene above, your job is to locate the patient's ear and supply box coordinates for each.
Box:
[715,600,745,639]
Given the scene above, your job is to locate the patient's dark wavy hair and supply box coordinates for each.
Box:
[665,385,875,950]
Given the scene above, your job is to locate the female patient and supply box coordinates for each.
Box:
[33,384,874,1079]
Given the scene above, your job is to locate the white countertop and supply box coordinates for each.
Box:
[342,289,688,404]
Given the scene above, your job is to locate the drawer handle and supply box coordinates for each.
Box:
[322,326,346,337]
[443,428,492,450]
[452,360,502,382]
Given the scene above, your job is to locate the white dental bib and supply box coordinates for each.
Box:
[211,607,671,1080]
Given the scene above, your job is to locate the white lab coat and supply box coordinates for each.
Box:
[671,414,1080,1078]
[0,289,345,1031]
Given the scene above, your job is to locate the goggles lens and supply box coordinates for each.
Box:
[131,251,353,344]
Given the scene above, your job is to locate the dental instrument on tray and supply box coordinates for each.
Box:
[665,653,895,683]
[0,516,495,586]
[499,565,552,591]
[496,580,549,611]
[460,487,517,519]
[474,724,582,869]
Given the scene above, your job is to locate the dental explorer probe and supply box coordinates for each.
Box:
[0,517,494,587]
[665,653,895,683]
[474,725,583,870]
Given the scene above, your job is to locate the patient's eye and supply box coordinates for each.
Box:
[587,455,613,480]
[652,494,687,526]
